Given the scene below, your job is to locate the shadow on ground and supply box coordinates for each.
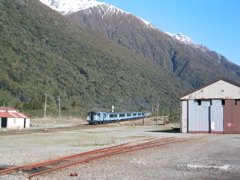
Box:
[148,128,180,133]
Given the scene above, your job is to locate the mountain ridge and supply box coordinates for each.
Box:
[40,0,105,15]
[39,0,156,29]
[1,0,240,118]
[40,0,232,63]
[1,0,190,116]
[55,0,240,84]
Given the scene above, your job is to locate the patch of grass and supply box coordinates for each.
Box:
[127,136,149,139]
[69,143,107,147]
[69,136,116,147]
[82,130,127,134]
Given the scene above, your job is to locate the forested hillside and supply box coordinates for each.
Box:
[0,0,188,117]
[66,4,240,88]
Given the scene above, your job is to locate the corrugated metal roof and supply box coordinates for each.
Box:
[0,106,18,112]
[0,112,29,118]
[180,78,240,99]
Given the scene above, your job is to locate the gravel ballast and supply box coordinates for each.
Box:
[1,125,240,180]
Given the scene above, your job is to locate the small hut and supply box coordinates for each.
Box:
[0,107,30,129]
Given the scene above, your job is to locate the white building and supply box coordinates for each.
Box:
[0,107,30,129]
[180,78,240,134]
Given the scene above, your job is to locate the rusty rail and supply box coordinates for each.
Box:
[0,136,194,179]
[0,137,159,175]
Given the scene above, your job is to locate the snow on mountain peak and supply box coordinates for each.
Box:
[166,32,197,46]
[40,0,105,15]
[39,0,156,29]
[166,32,208,52]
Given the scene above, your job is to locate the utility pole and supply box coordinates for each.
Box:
[58,96,61,119]
[156,101,159,126]
[44,94,48,118]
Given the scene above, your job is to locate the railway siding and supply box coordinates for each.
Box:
[1,125,239,179]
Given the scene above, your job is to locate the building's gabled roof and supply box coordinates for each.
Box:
[180,77,240,100]
[0,106,18,112]
[0,112,29,118]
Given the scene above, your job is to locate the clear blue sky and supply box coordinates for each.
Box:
[103,0,240,66]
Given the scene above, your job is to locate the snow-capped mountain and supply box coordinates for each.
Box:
[39,0,155,28]
[166,32,201,48]
[39,0,239,77]
[166,32,197,46]
[40,0,105,15]
[166,32,210,54]
[40,0,204,48]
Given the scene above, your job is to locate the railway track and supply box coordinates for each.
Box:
[0,123,109,136]
[0,136,196,179]
[0,117,152,136]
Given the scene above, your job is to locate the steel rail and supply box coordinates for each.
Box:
[0,137,167,175]
[28,137,191,179]
[0,136,194,179]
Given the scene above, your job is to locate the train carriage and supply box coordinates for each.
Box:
[87,111,147,125]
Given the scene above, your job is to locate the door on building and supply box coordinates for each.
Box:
[210,100,224,133]
[188,99,224,133]
[1,118,7,128]
[188,100,210,133]
[224,100,240,134]
[24,118,26,128]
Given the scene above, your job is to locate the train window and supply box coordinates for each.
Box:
[127,113,131,116]
[94,113,100,116]
[119,114,125,117]
[138,113,141,115]
[133,113,137,116]
[110,114,117,118]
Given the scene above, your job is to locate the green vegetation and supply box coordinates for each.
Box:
[1,0,240,119]
[0,0,183,117]
[67,8,240,88]
[168,110,180,123]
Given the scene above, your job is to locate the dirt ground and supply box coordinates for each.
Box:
[0,118,240,180]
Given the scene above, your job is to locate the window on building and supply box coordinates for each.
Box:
[235,99,240,106]
[197,100,201,106]
[222,99,225,106]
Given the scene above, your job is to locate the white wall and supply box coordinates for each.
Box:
[25,118,30,128]
[180,80,240,100]
[5,118,30,129]
[180,100,188,133]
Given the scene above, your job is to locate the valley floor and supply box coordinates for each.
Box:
[0,123,240,180]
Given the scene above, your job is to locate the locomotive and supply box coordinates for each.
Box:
[87,111,148,125]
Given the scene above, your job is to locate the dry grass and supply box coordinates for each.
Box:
[30,117,86,125]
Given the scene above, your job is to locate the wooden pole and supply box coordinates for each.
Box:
[44,94,48,118]
[58,97,61,119]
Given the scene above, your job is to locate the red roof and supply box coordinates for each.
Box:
[0,106,18,112]
[0,112,29,118]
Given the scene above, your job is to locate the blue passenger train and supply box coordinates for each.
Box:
[87,111,148,125]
